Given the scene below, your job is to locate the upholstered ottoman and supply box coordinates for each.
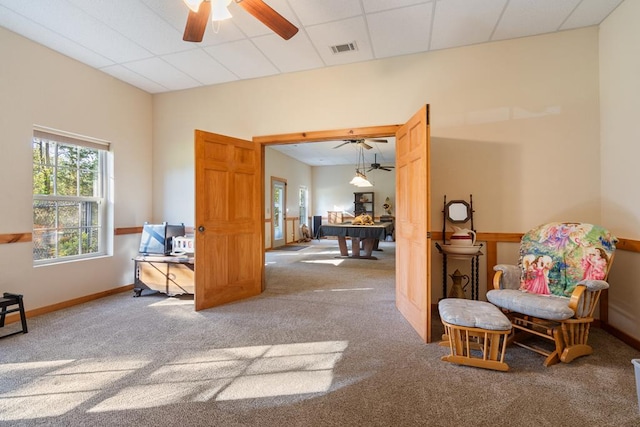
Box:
[438,299,512,371]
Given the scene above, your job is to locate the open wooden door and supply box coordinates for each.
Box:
[395,105,432,342]
[194,130,264,311]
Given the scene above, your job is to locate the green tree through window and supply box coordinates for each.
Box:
[32,132,108,262]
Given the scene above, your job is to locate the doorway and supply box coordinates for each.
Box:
[192,117,430,341]
[255,113,431,342]
[271,177,287,248]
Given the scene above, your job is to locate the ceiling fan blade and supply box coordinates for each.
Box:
[366,167,374,172]
[183,1,211,42]
[333,141,350,149]
[380,167,393,171]
[359,142,373,150]
[236,0,299,40]
[367,139,388,143]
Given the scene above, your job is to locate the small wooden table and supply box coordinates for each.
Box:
[133,255,194,297]
[317,223,394,259]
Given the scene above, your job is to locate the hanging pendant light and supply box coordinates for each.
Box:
[350,144,373,187]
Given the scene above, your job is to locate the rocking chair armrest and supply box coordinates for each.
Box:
[492,265,521,290]
[568,280,609,318]
[575,279,610,292]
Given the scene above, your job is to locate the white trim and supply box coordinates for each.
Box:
[33,125,110,150]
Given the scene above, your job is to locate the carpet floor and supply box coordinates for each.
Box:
[0,239,639,426]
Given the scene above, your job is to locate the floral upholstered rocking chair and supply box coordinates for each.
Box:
[487,222,617,366]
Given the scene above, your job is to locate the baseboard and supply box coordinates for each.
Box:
[1,284,134,325]
[602,323,640,351]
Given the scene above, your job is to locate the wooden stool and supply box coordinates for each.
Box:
[438,299,511,371]
[0,293,28,339]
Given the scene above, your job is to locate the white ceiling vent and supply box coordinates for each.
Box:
[330,42,358,54]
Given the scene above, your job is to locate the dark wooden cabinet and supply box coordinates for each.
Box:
[354,192,374,217]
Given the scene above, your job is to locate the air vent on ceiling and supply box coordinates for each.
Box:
[330,42,358,54]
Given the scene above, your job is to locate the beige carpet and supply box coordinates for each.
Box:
[0,239,639,426]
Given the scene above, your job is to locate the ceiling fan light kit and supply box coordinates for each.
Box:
[212,0,233,21]
[183,0,204,12]
[182,0,299,42]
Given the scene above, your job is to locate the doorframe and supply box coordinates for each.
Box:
[256,125,402,249]
[270,176,287,248]
[254,125,401,146]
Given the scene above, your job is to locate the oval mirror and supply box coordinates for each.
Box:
[445,200,470,223]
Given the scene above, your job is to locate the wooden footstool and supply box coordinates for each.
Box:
[438,299,512,371]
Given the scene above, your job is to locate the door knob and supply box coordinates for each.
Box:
[198,225,205,232]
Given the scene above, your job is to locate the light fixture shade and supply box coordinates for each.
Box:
[183,0,204,13]
[357,179,373,187]
[350,170,372,187]
[211,0,233,21]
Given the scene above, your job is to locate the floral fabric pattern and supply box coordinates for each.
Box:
[518,223,617,297]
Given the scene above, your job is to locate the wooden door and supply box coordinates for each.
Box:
[194,130,264,311]
[395,105,432,342]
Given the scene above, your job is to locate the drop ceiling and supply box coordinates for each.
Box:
[0,0,623,94]
[0,0,623,166]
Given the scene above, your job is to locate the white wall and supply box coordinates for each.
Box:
[599,0,640,340]
[312,165,396,221]
[264,147,312,247]
[154,28,601,234]
[153,27,608,306]
[263,148,396,246]
[0,27,153,310]
[153,27,608,308]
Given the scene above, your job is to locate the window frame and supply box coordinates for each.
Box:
[32,128,111,265]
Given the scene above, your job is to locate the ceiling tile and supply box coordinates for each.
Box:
[204,40,279,80]
[251,32,324,73]
[0,5,115,68]
[0,0,625,95]
[305,17,373,66]
[122,57,201,91]
[288,0,363,26]
[492,0,581,41]
[162,48,238,86]
[363,0,431,14]
[99,64,168,93]
[66,0,188,55]
[0,0,153,62]
[367,3,432,58]
[560,0,625,30]
[431,0,506,50]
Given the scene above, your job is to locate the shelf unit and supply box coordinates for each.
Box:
[354,192,374,217]
[133,255,194,297]
[435,195,482,300]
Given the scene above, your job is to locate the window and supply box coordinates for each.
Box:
[32,129,110,264]
[299,186,308,227]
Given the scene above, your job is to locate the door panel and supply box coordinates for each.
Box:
[195,130,264,311]
[395,105,431,342]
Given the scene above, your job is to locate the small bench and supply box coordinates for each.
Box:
[0,293,28,339]
[438,299,511,371]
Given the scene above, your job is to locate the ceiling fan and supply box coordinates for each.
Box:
[333,138,388,150]
[367,154,395,172]
[182,0,299,43]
